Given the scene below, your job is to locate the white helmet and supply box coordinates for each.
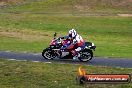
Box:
[69,29,77,38]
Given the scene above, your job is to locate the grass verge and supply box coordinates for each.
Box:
[0,59,132,88]
[0,0,132,13]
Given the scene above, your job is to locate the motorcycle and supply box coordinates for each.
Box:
[42,33,96,62]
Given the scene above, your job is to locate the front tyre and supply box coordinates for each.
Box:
[42,48,54,60]
[78,49,93,62]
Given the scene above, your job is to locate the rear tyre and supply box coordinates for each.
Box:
[78,49,93,62]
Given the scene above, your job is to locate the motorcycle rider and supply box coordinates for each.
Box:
[60,29,85,60]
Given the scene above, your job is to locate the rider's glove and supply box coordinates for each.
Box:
[58,37,64,39]
[57,37,61,40]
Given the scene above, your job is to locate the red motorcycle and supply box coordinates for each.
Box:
[42,33,96,62]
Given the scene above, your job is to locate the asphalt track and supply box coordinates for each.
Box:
[0,51,132,68]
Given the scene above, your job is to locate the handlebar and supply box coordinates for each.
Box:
[54,37,71,44]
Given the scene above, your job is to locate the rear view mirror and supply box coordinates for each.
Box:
[54,32,57,38]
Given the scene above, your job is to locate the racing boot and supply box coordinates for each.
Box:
[73,55,78,60]
[71,50,78,60]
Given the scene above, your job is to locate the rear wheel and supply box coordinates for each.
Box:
[78,49,93,62]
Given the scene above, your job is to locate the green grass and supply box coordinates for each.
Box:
[0,59,132,88]
[0,14,132,58]
[0,0,132,13]
[0,36,46,52]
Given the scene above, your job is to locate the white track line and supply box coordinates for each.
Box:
[45,62,52,64]
[33,53,41,55]
[6,58,53,64]
[9,59,16,60]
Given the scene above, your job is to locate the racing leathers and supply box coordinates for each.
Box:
[61,34,85,59]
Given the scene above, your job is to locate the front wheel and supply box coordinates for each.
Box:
[42,48,54,60]
[78,49,93,62]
